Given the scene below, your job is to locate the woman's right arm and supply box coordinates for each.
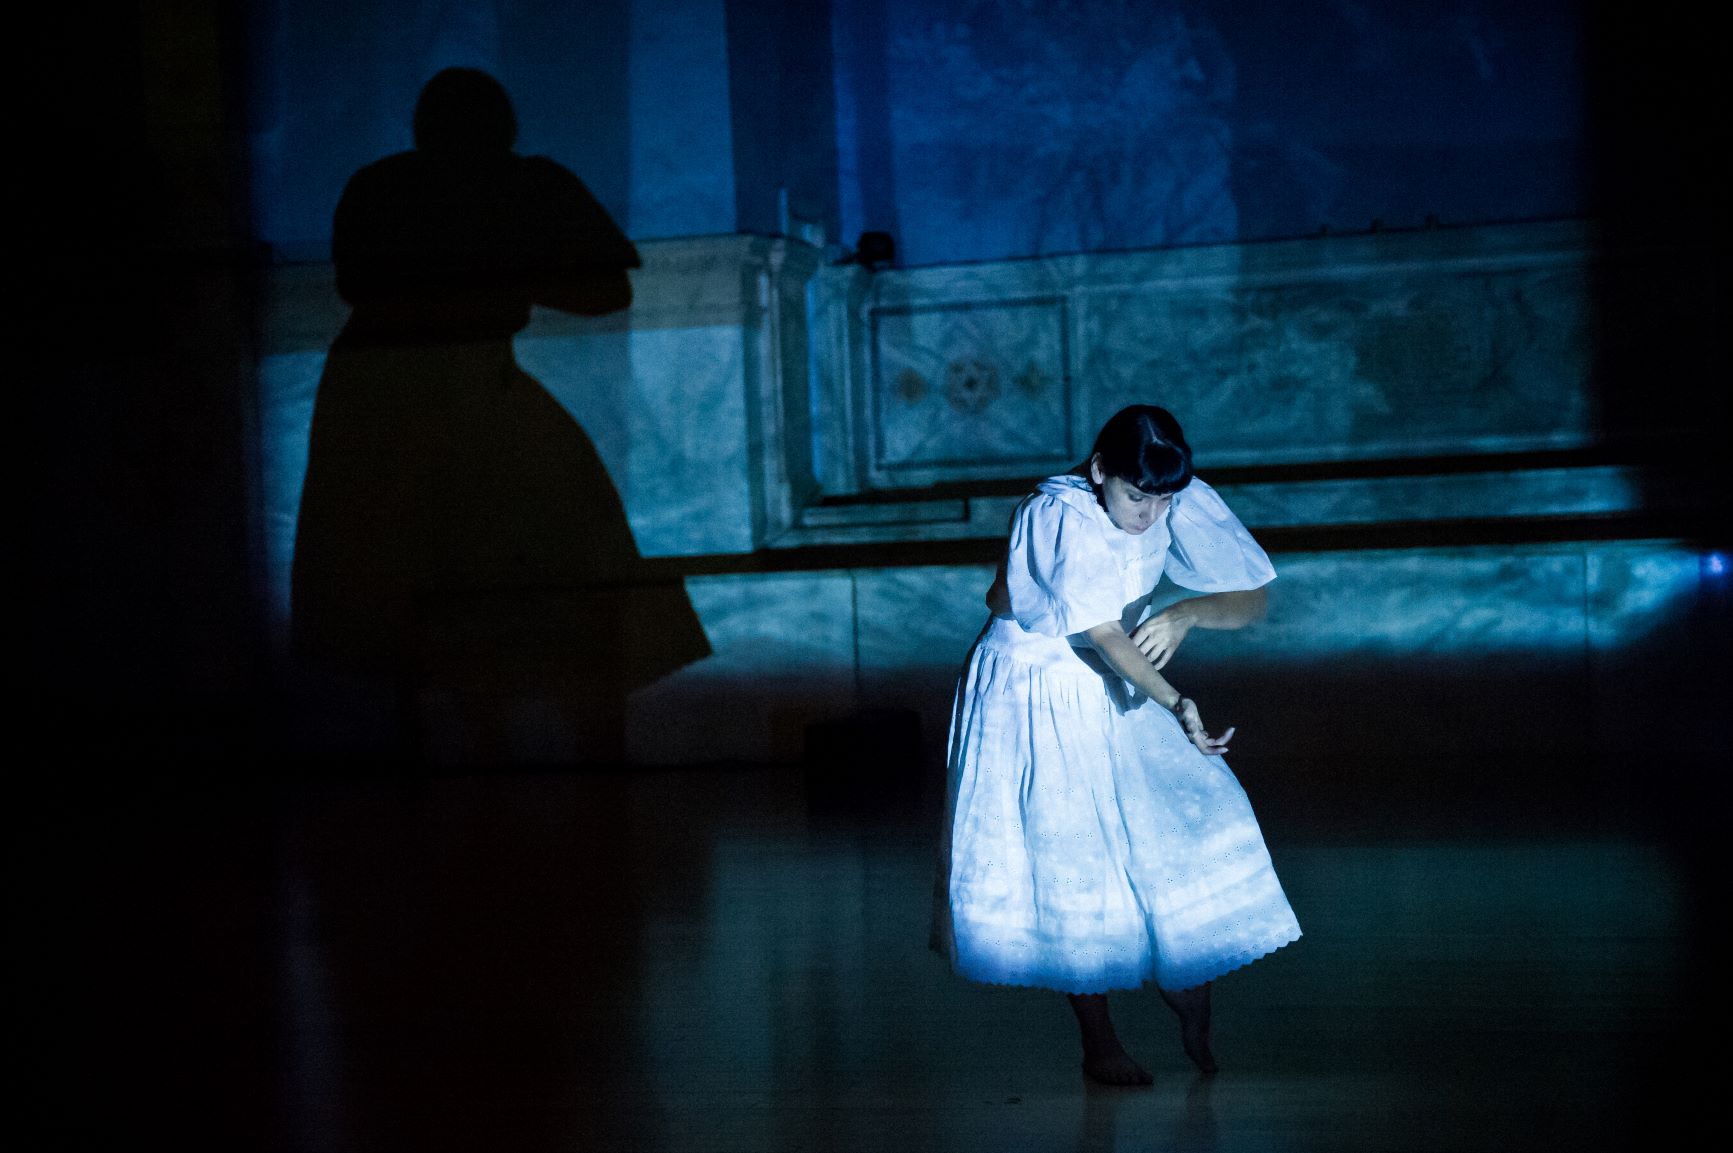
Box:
[1084,622,1235,756]
[525,158,641,317]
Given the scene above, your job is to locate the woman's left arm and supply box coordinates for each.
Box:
[1130,587,1267,669]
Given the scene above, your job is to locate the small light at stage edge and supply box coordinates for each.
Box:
[1706,552,1728,576]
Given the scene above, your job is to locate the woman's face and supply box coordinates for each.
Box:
[1089,455,1173,535]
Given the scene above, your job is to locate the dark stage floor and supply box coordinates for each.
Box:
[16,763,1706,1151]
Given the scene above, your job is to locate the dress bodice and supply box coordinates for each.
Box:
[984,473,1274,678]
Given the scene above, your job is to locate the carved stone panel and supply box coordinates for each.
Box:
[1079,262,1594,468]
[868,298,1072,487]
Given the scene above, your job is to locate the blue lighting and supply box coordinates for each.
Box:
[1707,553,1728,577]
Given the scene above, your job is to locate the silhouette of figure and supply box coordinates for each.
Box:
[292,68,707,763]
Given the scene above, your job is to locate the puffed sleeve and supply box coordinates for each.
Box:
[1004,495,1126,638]
[1165,477,1276,592]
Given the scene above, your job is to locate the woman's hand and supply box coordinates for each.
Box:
[1173,698,1234,757]
[1132,606,1194,669]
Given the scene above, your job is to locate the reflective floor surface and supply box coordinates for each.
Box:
[16,764,1709,1151]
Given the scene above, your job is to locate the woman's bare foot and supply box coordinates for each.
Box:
[1159,982,1218,1074]
[1068,993,1154,1086]
[1082,1048,1154,1086]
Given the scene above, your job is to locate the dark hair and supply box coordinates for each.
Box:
[413,68,518,154]
[1089,405,1193,495]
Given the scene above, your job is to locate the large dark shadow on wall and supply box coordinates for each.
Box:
[290,70,708,769]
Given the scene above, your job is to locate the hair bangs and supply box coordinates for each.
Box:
[1090,404,1194,495]
[1131,442,1193,495]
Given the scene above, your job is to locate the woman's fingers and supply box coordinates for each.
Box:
[1133,619,1185,668]
[1188,725,1235,756]
[1137,640,1168,666]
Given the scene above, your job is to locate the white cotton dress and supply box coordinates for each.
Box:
[932,474,1302,994]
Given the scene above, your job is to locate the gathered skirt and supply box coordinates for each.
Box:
[291,332,708,691]
[932,624,1301,993]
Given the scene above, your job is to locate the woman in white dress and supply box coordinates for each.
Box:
[932,404,1301,1085]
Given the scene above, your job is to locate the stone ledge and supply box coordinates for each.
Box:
[866,219,1598,308]
[769,464,1708,549]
